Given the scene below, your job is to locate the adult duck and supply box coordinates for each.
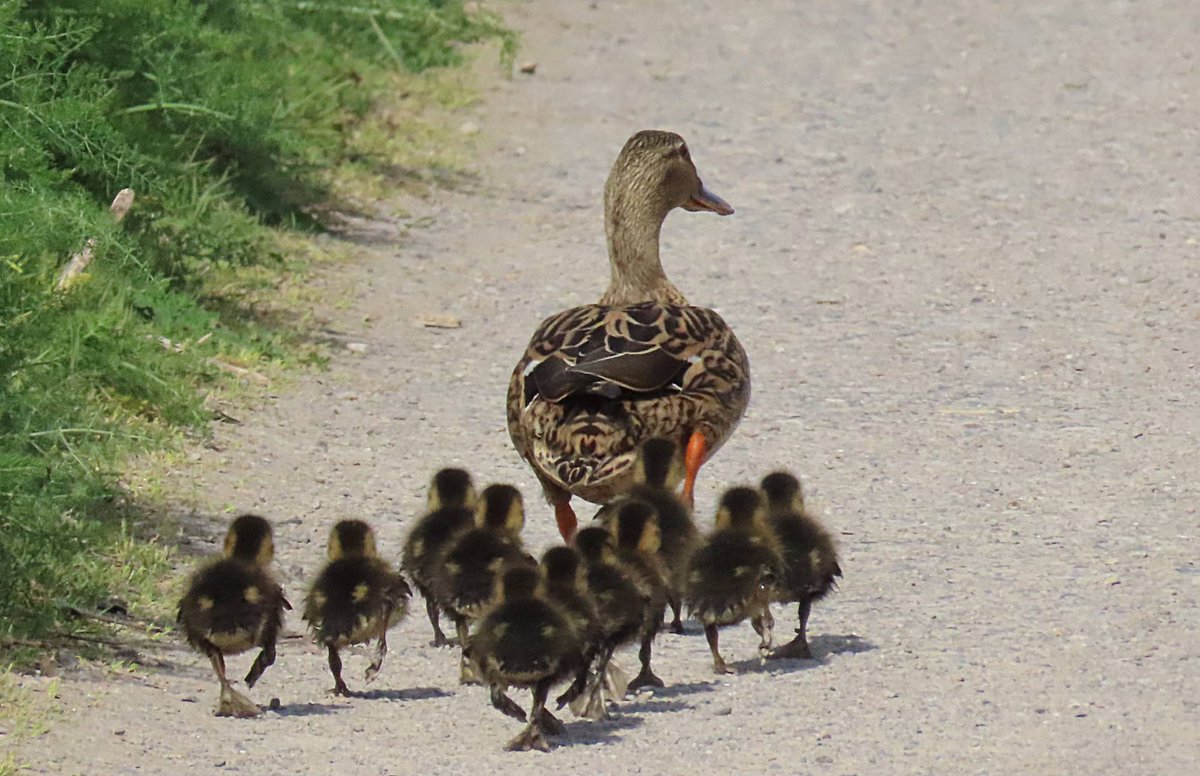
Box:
[507,130,749,541]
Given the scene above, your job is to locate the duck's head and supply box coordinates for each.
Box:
[477,484,525,535]
[541,545,587,592]
[601,131,732,305]
[428,468,477,511]
[714,486,768,532]
[606,130,733,221]
[634,437,685,491]
[223,514,274,566]
[611,499,662,555]
[327,519,378,560]
[760,471,805,515]
[573,525,617,564]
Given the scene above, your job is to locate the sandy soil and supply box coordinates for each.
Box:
[15,1,1199,773]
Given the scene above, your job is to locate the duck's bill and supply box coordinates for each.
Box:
[685,182,734,215]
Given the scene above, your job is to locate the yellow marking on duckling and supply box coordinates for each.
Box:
[352,583,370,603]
[198,596,214,611]
[243,586,261,604]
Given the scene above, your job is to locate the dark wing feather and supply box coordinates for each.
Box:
[568,347,688,393]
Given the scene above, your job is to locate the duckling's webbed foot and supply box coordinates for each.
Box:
[539,709,566,736]
[768,634,814,660]
[216,683,262,718]
[668,597,686,635]
[490,685,528,722]
[751,608,775,663]
[628,667,665,692]
[705,624,733,674]
[505,722,551,753]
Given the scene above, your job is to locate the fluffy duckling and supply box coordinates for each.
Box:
[540,545,601,653]
[596,498,669,691]
[760,471,842,659]
[685,487,781,674]
[430,484,533,682]
[177,514,290,717]
[625,437,698,633]
[470,565,586,752]
[559,525,648,718]
[402,468,477,646]
[304,519,410,696]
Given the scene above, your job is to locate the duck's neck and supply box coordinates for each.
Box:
[600,197,688,307]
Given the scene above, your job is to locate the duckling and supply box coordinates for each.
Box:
[177,514,290,717]
[303,519,410,696]
[596,498,669,691]
[470,564,586,752]
[624,437,699,633]
[685,487,782,674]
[759,471,842,659]
[430,483,533,683]
[559,525,648,718]
[402,468,477,646]
[540,545,601,654]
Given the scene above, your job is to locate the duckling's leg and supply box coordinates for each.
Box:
[628,624,665,692]
[244,642,276,689]
[570,646,613,720]
[751,607,775,663]
[682,432,709,508]
[489,684,527,722]
[553,499,578,542]
[207,648,260,718]
[667,595,686,635]
[770,597,815,660]
[456,616,479,684]
[704,624,733,674]
[424,596,450,647]
[365,619,390,684]
[555,657,592,710]
[505,681,552,752]
[327,645,353,697]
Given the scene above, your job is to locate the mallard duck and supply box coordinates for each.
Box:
[303,519,410,696]
[685,487,781,674]
[595,498,669,691]
[507,129,749,541]
[759,471,842,659]
[402,468,477,646]
[559,525,648,718]
[470,565,586,752]
[430,483,533,683]
[177,514,290,717]
[624,437,699,633]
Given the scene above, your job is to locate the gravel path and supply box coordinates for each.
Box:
[18,1,1199,773]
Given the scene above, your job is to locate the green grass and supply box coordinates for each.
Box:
[0,0,514,655]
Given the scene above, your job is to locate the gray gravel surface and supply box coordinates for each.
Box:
[18,1,1199,773]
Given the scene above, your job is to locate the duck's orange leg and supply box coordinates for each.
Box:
[554,498,579,542]
[683,431,709,509]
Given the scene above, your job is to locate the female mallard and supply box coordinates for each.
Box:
[507,129,749,541]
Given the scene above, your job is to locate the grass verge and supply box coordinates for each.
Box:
[0,0,514,663]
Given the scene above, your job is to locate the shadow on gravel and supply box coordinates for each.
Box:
[269,701,342,717]
[618,697,692,715]
[560,713,643,747]
[633,680,716,700]
[354,686,453,702]
[812,633,874,656]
